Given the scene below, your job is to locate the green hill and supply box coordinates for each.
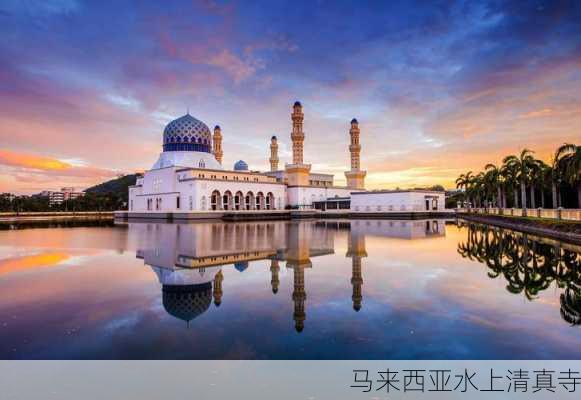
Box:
[85,174,137,201]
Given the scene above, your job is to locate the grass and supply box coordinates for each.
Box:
[461,213,581,234]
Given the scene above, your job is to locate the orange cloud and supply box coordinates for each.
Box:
[0,149,71,171]
[519,108,553,119]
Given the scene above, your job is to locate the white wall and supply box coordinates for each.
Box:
[350,191,445,212]
[129,167,287,212]
[287,186,352,207]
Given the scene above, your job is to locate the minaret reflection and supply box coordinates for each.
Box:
[213,270,223,306]
[346,229,367,312]
[285,221,313,333]
[270,259,280,294]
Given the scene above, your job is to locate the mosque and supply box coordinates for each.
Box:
[127,101,445,217]
[128,101,355,214]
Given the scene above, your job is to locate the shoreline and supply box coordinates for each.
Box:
[0,211,115,225]
[458,213,581,245]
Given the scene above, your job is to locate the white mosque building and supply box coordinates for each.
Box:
[126,101,445,218]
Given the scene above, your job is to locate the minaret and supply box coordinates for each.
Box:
[291,102,304,164]
[213,125,223,165]
[285,101,311,186]
[346,226,367,312]
[344,118,366,190]
[213,270,223,306]
[269,136,279,171]
[270,259,280,294]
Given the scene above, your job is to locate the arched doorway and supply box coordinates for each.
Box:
[223,190,233,210]
[234,191,243,210]
[266,192,275,210]
[211,190,221,210]
[256,192,265,210]
[245,191,254,210]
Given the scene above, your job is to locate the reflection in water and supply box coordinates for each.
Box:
[5,218,581,359]
[457,222,581,326]
[135,219,446,332]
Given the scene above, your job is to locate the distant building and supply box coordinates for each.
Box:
[39,187,84,206]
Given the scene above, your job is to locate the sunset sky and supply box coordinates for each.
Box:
[1,0,580,194]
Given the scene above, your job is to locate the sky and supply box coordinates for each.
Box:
[0,0,580,194]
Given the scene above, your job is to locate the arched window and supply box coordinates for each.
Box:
[256,192,265,210]
[223,191,232,210]
[245,192,254,210]
[211,191,220,211]
[266,192,274,210]
[235,191,243,210]
[199,159,205,168]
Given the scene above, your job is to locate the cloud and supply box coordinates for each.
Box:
[206,49,261,83]
[0,149,71,171]
[0,150,118,179]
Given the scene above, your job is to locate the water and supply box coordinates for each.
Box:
[0,219,579,359]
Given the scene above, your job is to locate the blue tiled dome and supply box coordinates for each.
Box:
[234,160,249,171]
[163,114,212,153]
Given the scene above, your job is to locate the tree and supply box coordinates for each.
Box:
[455,171,473,207]
[501,161,519,208]
[503,149,537,216]
[556,143,581,208]
[485,163,503,208]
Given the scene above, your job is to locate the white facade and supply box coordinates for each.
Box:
[350,190,445,213]
[128,110,357,214]
[129,166,287,212]
[286,186,353,208]
[127,106,446,217]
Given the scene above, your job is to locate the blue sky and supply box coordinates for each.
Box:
[0,0,580,193]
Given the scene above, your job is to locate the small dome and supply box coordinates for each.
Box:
[163,114,212,153]
[234,160,249,171]
[234,261,249,272]
[351,118,358,124]
[271,135,277,140]
[293,101,302,107]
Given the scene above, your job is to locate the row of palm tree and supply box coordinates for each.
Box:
[455,143,581,214]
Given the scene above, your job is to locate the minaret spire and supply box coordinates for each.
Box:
[291,101,304,164]
[344,118,366,190]
[269,135,279,171]
[213,125,223,165]
[285,101,311,186]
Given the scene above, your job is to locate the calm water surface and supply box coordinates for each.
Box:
[0,219,580,359]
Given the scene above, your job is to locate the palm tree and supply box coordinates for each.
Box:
[485,163,503,208]
[551,150,563,208]
[503,149,537,216]
[538,162,552,209]
[456,171,473,207]
[469,172,486,208]
[555,143,581,208]
[501,161,519,208]
[528,158,544,209]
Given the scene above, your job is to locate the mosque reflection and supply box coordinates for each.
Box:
[458,222,581,326]
[133,219,445,332]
